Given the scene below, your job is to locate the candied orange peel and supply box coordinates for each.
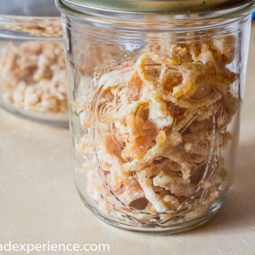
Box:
[77,34,238,224]
[0,41,67,113]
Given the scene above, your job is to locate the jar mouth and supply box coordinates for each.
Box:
[57,0,255,20]
[57,0,254,32]
[0,15,62,40]
[0,0,62,40]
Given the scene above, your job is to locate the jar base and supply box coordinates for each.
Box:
[0,99,69,127]
[78,192,223,234]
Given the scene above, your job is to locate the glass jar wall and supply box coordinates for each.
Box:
[0,0,68,126]
[58,0,255,233]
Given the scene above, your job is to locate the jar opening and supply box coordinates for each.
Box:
[57,0,255,18]
[57,0,254,33]
[0,0,62,39]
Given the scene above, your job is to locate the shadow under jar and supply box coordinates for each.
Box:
[57,0,255,233]
[0,0,68,126]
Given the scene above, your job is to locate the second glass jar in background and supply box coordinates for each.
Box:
[58,0,254,233]
[0,0,68,126]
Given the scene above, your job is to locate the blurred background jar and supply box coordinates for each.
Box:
[0,0,68,126]
[57,0,255,233]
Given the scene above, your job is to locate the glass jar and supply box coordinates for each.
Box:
[57,0,255,233]
[0,0,68,126]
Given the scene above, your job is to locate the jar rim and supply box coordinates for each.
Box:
[57,0,255,31]
[57,0,255,17]
[0,16,62,40]
[0,0,62,40]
